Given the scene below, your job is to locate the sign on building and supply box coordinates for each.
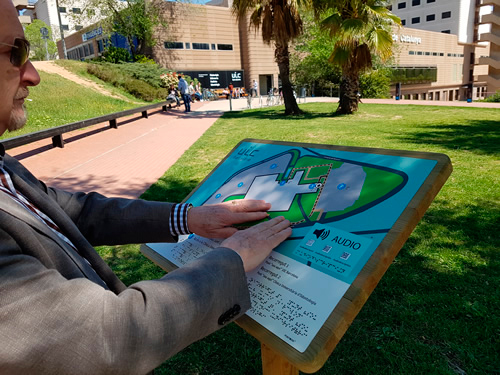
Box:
[182,70,245,88]
[82,27,103,42]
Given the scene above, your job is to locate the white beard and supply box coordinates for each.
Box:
[8,104,27,131]
[8,87,29,132]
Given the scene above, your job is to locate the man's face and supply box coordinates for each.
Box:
[0,0,40,135]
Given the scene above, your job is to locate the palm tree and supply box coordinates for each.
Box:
[312,0,400,114]
[232,0,304,115]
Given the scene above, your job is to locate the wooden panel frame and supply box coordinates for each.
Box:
[142,138,452,373]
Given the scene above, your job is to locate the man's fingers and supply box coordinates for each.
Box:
[226,199,271,213]
[229,211,270,225]
[249,216,291,235]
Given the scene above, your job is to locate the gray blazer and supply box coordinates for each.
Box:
[0,150,250,374]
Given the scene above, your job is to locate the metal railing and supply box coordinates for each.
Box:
[1,101,169,150]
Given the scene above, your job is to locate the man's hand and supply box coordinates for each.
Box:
[187,200,271,239]
[220,216,292,272]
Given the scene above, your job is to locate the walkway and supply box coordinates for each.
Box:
[7,96,498,199]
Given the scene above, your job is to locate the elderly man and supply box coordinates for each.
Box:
[0,1,292,374]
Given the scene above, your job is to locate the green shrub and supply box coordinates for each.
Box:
[118,63,169,89]
[134,55,156,65]
[86,62,167,101]
[360,68,391,98]
[101,46,132,63]
[481,90,500,103]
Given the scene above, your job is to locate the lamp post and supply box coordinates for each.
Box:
[54,0,67,59]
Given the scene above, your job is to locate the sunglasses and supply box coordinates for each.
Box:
[0,38,30,67]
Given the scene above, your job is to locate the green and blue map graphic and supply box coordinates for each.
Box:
[203,148,408,226]
[187,141,438,284]
[149,140,444,352]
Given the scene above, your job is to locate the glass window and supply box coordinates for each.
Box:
[72,7,81,14]
[426,14,435,21]
[164,42,184,49]
[192,43,210,50]
[409,51,415,55]
[89,43,94,55]
[442,11,451,19]
[185,43,190,49]
[61,25,69,31]
[417,51,423,55]
[412,0,420,5]
[398,2,406,9]
[432,52,437,56]
[211,44,216,50]
[412,17,420,24]
[441,30,451,34]
[401,19,406,25]
[427,0,435,2]
[97,39,104,53]
[425,51,430,55]
[439,53,444,56]
[58,6,66,12]
[217,44,233,50]
[75,25,83,31]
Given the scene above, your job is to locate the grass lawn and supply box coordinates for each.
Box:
[98,102,498,374]
[0,70,142,140]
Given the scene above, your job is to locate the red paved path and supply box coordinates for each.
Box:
[8,102,216,199]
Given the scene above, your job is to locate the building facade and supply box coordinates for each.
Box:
[150,2,279,93]
[57,1,280,94]
[56,1,498,100]
[391,0,499,98]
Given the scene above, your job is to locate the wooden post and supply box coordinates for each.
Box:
[51,134,64,148]
[261,344,299,375]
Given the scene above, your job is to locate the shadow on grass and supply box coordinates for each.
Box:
[140,175,199,203]
[395,119,500,156]
[222,106,342,121]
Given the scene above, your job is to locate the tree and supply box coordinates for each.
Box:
[24,20,58,61]
[312,0,400,114]
[64,0,166,60]
[290,11,341,97]
[232,0,305,115]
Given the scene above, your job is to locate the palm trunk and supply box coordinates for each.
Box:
[337,66,359,114]
[275,42,302,115]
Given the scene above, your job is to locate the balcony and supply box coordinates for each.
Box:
[479,32,500,45]
[477,56,500,69]
[18,14,31,24]
[480,12,500,26]
[13,0,34,10]
[479,0,499,6]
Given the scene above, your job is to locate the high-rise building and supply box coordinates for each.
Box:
[24,0,87,36]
